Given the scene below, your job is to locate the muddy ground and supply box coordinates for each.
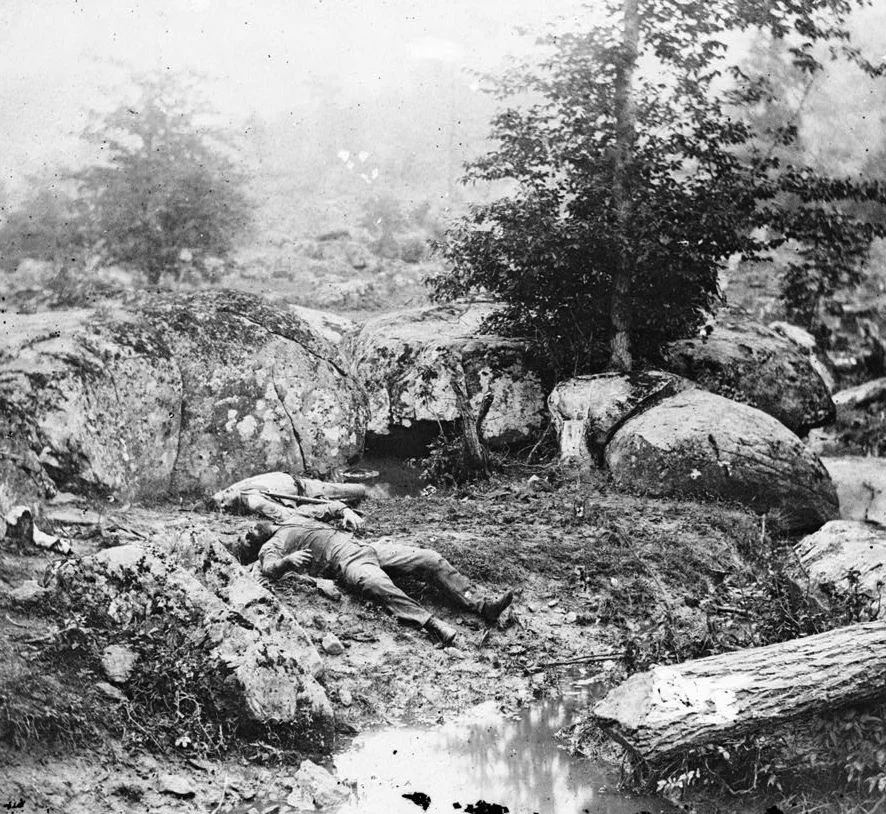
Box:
[0,463,862,813]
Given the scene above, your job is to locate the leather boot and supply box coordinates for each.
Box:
[424,617,457,647]
[479,589,514,624]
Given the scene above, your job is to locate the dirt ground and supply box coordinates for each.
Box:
[0,464,815,813]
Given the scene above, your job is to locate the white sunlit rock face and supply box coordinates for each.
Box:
[349,303,548,448]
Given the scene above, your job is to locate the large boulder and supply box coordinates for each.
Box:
[348,303,546,447]
[793,520,886,599]
[661,309,835,435]
[0,290,367,501]
[820,456,886,526]
[548,371,693,463]
[46,541,334,751]
[0,308,182,500]
[605,389,839,533]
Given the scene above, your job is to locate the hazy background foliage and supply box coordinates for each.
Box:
[2,1,886,323]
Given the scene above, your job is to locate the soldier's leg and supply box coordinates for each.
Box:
[337,548,434,627]
[371,542,513,622]
[298,477,367,506]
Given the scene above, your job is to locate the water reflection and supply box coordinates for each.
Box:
[334,675,675,814]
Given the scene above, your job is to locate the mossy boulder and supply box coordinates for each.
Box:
[605,389,839,533]
[661,308,835,435]
[45,540,334,751]
[0,291,367,501]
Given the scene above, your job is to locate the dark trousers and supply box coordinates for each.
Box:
[336,541,478,627]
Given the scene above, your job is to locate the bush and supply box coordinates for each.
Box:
[399,234,429,264]
[410,431,497,487]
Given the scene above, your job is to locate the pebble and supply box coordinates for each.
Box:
[316,579,342,601]
[95,681,127,702]
[101,644,138,684]
[322,633,345,655]
[158,774,195,797]
[293,760,353,809]
[339,688,353,707]
[565,611,578,623]
[9,580,49,605]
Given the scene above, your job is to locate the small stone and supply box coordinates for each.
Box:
[565,612,578,623]
[294,760,352,808]
[9,580,49,605]
[186,757,214,772]
[158,774,195,797]
[137,754,161,777]
[230,782,256,800]
[339,688,353,707]
[547,599,559,607]
[286,788,311,809]
[316,579,342,601]
[95,681,127,702]
[322,634,345,656]
[101,644,139,684]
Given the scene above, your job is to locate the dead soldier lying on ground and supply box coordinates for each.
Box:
[212,472,513,646]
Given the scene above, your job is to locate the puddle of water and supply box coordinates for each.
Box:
[333,674,676,814]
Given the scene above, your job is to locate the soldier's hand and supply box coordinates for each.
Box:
[285,551,312,570]
[342,508,365,532]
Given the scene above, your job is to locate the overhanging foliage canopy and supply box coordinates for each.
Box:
[432,0,886,374]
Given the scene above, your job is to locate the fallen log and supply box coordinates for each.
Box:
[590,620,886,769]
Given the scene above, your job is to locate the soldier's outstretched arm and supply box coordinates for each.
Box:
[258,535,312,579]
[295,500,365,531]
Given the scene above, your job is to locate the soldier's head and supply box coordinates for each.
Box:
[234,521,277,564]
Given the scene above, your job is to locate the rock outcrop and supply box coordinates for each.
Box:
[349,303,546,447]
[793,520,886,599]
[605,389,839,532]
[0,291,367,501]
[832,377,886,412]
[821,456,886,526]
[769,320,836,394]
[661,309,835,435]
[547,371,693,463]
[46,540,334,751]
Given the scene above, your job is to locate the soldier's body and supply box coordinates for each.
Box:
[214,472,513,646]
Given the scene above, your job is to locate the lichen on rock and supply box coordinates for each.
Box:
[45,540,334,752]
[349,303,547,447]
[0,290,368,502]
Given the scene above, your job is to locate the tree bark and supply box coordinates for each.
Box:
[590,620,886,768]
[450,362,490,476]
[609,0,640,372]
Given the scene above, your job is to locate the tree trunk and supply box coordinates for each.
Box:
[609,0,640,372]
[450,363,490,476]
[591,620,886,768]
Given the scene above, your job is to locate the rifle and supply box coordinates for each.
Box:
[259,490,332,506]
